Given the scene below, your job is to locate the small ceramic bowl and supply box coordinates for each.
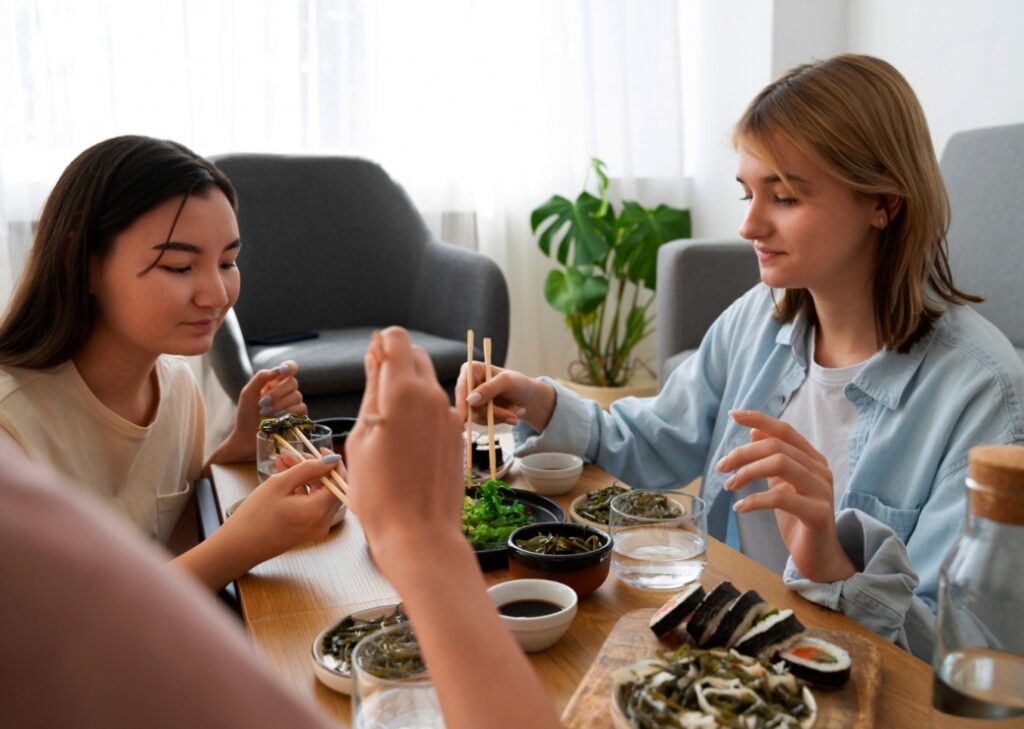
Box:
[568,483,631,532]
[314,417,358,458]
[310,603,404,694]
[518,452,584,495]
[487,578,577,653]
[227,496,346,528]
[507,522,613,599]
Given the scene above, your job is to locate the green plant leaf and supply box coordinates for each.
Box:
[530,191,612,267]
[544,268,610,316]
[616,203,692,289]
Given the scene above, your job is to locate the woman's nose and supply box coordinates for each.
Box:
[194,270,229,309]
[739,198,771,241]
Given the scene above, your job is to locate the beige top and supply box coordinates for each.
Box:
[0,356,205,542]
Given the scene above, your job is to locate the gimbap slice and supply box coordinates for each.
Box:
[735,608,805,658]
[649,583,706,638]
[706,589,770,648]
[685,581,740,646]
[779,636,851,689]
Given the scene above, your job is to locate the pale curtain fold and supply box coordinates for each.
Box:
[0,0,685,393]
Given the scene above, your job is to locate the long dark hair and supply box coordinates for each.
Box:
[0,136,237,369]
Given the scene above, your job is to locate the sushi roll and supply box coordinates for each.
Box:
[779,636,852,689]
[649,583,706,638]
[706,589,771,648]
[734,608,805,658]
[685,581,740,647]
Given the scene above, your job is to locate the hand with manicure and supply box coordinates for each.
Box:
[716,409,857,583]
[455,362,557,433]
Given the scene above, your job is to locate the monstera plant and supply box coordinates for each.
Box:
[530,158,691,387]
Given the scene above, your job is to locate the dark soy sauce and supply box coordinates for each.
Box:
[498,599,563,618]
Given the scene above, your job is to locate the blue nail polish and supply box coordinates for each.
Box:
[259,405,273,416]
[321,453,342,465]
[258,394,273,407]
[275,409,288,417]
[275,364,291,374]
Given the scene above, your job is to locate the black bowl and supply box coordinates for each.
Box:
[466,487,565,571]
[314,417,359,458]
[506,522,612,598]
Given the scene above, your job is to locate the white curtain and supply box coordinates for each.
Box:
[1,0,685,384]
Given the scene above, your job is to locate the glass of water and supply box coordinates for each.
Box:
[255,423,332,482]
[352,623,446,729]
[609,490,707,591]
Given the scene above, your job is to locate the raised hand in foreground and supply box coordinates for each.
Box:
[346,327,561,729]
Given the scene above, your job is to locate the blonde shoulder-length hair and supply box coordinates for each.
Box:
[733,54,980,353]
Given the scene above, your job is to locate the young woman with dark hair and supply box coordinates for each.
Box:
[458,55,1024,660]
[0,136,341,590]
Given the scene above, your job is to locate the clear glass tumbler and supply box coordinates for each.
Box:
[255,423,332,482]
[352,623,446,729]
[609,490,707,591]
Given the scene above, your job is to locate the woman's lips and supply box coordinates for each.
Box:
[183,320,215,332]
[754,245,784,262]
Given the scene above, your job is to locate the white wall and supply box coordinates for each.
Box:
[848,0,1024,158]
[683,0,1024,238]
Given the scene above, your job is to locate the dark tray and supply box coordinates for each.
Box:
[467,487,565,571]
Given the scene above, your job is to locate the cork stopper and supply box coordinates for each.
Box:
[968,445,1024,526]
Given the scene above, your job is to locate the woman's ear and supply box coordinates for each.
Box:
[871,195,903,229]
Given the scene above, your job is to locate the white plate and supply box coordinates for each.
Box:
[311,603,405,695]
[226,495,347,528]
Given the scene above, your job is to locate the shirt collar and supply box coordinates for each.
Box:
[775,304,939,410]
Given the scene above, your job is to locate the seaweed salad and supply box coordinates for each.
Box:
[462,479,534,549]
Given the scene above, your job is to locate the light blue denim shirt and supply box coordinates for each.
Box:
[515,285,1024,660]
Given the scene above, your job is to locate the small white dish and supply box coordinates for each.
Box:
[518,453,584,495]
[311,603,405,695]
[226,495,347,528]
[487,578,577,653]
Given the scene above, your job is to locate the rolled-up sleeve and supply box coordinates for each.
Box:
[784,508,939,660]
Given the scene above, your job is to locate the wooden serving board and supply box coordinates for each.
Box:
[562,608,880,729]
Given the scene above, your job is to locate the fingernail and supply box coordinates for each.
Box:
[258,394,273,407]
[723,476,735,490]
[504,417,519,426]
[466,392,481,406]
[321,453,342,465]
[259,405,274,416]
[729,409,749,417]
[715,457,727,472]
[274,363,291,374]
[275,409,288,417]
[733,498,745,512]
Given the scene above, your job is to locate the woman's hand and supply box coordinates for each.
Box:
[345,328,466,578]
[209,360,307,465]
[455,362,557,433]
[716,410,856,583]
[178,452,343,589]
[222,451,343,566]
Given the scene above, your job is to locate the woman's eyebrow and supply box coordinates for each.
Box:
[151,239,241,253]
[735,173,810,185]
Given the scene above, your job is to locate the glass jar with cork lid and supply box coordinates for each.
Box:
[931,444,1024,727]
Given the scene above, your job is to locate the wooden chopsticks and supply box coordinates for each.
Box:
[272,432,350,507]
[483,337,496,481]
[465,329,475,483]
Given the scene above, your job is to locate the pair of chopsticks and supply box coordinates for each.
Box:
[465,330,497,482]
[273,428,350,508]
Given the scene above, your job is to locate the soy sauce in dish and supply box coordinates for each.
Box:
[498,599,563,618]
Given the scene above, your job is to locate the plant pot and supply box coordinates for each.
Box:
[556,376,657,411]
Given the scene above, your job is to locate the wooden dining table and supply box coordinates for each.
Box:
[211,456,933,727]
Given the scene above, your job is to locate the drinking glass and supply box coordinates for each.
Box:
[609,490,707,590]
[255,423,332,482]
[352,623,446,729]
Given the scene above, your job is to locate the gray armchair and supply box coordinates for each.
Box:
[208,154,509,417]
[655,239,759,384]
[942,123,1024,364]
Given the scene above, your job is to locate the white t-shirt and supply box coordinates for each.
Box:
[735,331,869,574]
[0,356,205,543]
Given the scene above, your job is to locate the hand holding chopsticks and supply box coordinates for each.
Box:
[272,432,350,507]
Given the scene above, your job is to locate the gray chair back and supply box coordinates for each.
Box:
[212,154,430,338]
[942,123,1024,355]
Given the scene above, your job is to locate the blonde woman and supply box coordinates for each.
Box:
[459,55,1024,659]
[0,136,341,590]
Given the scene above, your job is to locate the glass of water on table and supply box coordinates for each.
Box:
[353,623,446,729]
[609,490,707,590]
